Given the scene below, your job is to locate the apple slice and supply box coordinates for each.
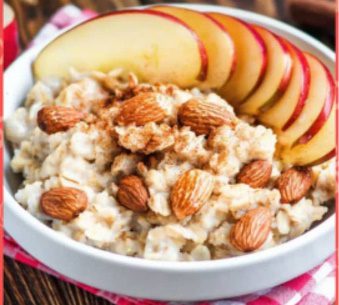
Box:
[307,149,336,167]
[277,53,334,147]
[238,26,292,115]
[33,10,208,87]
[151,6,235,88]
[281,103,335,166]
[258,43,310,130]
[207,13,267,105]
[297,77,335,145]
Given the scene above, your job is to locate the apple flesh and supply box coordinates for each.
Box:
[151,6,235,89]
[207,13,267,105]
[258,42,310,131]
[33,10,208,88]
[281,103,335,166]
[238,26,292,115]
[277,53,334,147]
[306,149,336,167]
[297,56,335,145]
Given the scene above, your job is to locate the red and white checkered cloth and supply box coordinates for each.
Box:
[4,5,337,305]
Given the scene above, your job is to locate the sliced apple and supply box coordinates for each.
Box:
[258,43,310,130]
[33,10,208,87]
[277,53,334,147]
[238,26,292,115]
[207,13,267,105]
[151,6,235,88]
[281,103,335,166]
[297,74,335,145]
[307,149,336,167]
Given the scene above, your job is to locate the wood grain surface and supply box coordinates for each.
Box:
[4,1,335,304]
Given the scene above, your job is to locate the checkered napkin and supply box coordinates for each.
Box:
[4,5,337,305]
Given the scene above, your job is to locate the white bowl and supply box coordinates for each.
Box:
[4,4,335,301]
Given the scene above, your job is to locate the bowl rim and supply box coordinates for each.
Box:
[4,4,336,272]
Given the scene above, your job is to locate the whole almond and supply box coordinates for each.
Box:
[40,187,88,221]
[115,92,166,126]
[230,207,272,252]
[178,98,235,135]
[171,169,214,220]
[37,106,84,134]
[276,167,312,203]
[236,160,272,188]
[117,175,149,212]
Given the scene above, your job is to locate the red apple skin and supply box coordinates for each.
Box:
[228,16,268,99]
[238,18,268,94]
[281,100,335,166]
[258,41,311,130]
[261,46,292,107]
[257,38,292,110]
[252,25,292,97]
[34,9,209,83]
[297,54,335,145]
[307,149,336,166]
[239,25,293,114]
[274,34,293,93]
[150,5,235,87]
[121,9,209,81]
[202,12,237,81]
[282,42,311,131]
[207,13,267,104]
[111,9,209,81]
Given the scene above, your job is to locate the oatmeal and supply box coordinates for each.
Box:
[5,69,335,261]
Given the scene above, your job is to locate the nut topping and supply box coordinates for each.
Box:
[276,167,312,203]
[230,207,272,252]
[178,98,235,135]
[117,175,149,212]
[40,187,88,221]
[171,169,214,220]
[37,106,84,134]
[236,160,272,188]
[115,92,166,126]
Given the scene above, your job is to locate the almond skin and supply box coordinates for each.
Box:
[178,98,235,135]
[230,207,272,252]
[115,92,166,126]
[171,169,214,220]
[236,160,272,188]
[37,106,84,134]
[40,187,88,221]
[117,175,149,212]
[276,167,312,203]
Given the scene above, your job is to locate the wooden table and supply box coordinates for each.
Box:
[4,1,335,304]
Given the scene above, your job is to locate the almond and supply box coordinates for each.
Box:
[115,92,166,126]
[117,175,149,212]
[40,187,88,221]
[236,160,272,188]
[37,106,84,134]
[171,169,214,220]
[230,207,272,252]
[178,98,235,135]
[276,167,312,203]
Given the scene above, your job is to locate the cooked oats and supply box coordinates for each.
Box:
[5,69,335,261]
